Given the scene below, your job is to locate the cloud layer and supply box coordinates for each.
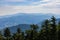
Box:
[0,0,60,16]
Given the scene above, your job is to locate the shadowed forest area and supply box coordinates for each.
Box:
[0,16,60,40]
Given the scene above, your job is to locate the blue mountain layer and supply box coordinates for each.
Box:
[0,13,59,30]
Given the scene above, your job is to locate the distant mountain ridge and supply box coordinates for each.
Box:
[3,18,60,33]
[7,24,30,33]
[0,13,60,30]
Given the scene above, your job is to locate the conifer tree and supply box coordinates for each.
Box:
[58,21,60,40]
[50,16,57,40]
[25,24,38,40]
[17,28,21,33]
[38,19,50,40]
[13,28,24,40]
[4,28,11,40]
[30,24,38,40]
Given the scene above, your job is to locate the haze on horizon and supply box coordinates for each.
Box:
[0,0,60,16]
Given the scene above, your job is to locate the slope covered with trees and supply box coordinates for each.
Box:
[0,16,60,40]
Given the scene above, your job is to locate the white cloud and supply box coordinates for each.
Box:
[41,0,50,2]
[0,0,60,16]
[3,0,25,2]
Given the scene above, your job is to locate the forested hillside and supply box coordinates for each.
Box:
[0,16,60,40]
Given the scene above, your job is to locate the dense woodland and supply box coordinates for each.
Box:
[0,16,60,40]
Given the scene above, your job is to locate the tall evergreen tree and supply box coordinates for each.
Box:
[4,28,11,40]
[30,24,38,40]
[17,28,21,33]
[58,21,60,40]
[25,24,38,40]
[38,19,50,40]
[43,20,50,40]
[13,28,24,40]
[25,30,31,40]
[50,16,57,40]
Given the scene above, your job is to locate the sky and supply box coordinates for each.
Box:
[0,0,60,16]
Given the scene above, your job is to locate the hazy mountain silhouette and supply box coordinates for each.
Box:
[0,13,59,30]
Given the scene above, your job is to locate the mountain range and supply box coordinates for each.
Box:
[0,13,60,30]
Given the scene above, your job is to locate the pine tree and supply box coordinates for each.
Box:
[17,28,21,33]
[38,19,50,40]
[30,24,38,40]
[4,28,11,40]
[25,30,31,40]
[13,28,24,40]
[43,20,50,40]
[16,28,22,40]
[58,21,60,40]
[50,16,57,40]
[25,24,38,40]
